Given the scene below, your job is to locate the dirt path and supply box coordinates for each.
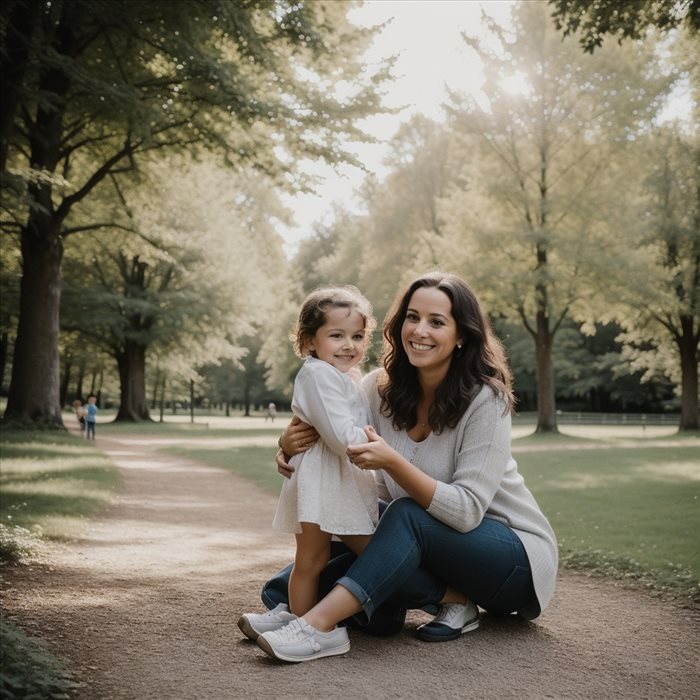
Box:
[2,432,698,699]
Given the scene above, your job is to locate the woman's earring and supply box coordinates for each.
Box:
[457,344,462,350]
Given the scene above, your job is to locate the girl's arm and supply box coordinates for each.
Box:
[294,363,369,457]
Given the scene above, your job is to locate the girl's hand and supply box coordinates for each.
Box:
[347,426,396,470]
[278,415,319,456]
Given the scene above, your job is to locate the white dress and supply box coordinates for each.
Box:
[272,357,378,535]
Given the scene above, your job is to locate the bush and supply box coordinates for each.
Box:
[0,618,78,699]
[0,523,39,566]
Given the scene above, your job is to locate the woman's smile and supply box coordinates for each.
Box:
[402,287,461,374]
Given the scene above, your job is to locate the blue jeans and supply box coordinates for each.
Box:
[86,421,96,439]
[262,498,537,636]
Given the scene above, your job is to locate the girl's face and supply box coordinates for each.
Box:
[401,287,462,377]
[306,307,366,373]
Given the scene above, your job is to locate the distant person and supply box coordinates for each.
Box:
[72,399,87,436]
[266,402,277,423]
[85,393,98,440]
[238,286,380,643]
[252,272,557,663]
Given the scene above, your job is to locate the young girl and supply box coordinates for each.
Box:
[238,286,379,642]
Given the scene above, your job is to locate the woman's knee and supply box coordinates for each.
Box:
[379,498,433,535]
[383,497,424,522]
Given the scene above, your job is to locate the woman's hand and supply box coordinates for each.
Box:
[347,426,397,470]
[276,415,320,478]
[278,415,319,456]
[350,427,437,509]
[276,448,295,479]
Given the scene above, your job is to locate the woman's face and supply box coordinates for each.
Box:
[401,287,461,377]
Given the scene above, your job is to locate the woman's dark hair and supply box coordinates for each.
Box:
[380,272,514,432]
[292,285,376,359]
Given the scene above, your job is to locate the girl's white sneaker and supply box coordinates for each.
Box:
[257,618,350,663]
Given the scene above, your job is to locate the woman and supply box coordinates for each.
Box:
[250,272,557,663]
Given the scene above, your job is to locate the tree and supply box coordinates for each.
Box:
[358,117,457,318]
[299,116,458,325]
[60,156,287,420]
[200,334,276,416]
[549,0,700,53]
[0,0,388,426]
[616,128,700,429]
[0,239,21,394]
[435,3,671,431]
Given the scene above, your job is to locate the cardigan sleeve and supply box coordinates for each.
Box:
[426,388,512,533]
[294,362,369,457]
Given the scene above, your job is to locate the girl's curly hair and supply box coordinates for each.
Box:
[292,285,376,359]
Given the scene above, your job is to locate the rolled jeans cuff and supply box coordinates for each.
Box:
[337,575,375,624]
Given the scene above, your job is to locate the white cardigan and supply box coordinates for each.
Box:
[363,369,558,618]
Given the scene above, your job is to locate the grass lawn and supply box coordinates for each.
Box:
[0,429,120,697]
[513,436,699,603]
[0,430,120,549]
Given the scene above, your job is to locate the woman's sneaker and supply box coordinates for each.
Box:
[416,601,480,642]
[237,603,297,641]
[257,618,350,663]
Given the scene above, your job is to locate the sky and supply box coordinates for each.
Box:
[278,0,517,254]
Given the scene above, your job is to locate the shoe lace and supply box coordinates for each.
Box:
[274,619,308,642]
[434,603,467,626]
[273,619,322,651]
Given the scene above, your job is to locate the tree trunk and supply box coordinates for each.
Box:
[151,367,160,410]
[74,363,85,402]
[534,311,558,433]
[60,355,72,407]
[0,0,41,172]
[0,332,9,392]
[243,380,251,417]
[4,223,64,426]
[4,9,74,428]
[114,341,151,421]
[159,376,166,423]
[677,316,699,431]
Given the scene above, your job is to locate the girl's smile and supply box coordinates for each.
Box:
[307,307,367,373]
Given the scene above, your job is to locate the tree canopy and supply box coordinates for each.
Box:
[549,0,700,52]
[0,0,389,426]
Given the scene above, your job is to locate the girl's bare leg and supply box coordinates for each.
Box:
[302,584,363,632]
[338,533,372,556]
[289,523,332,616]
[293,533,370,631]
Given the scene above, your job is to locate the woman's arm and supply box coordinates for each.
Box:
[278,415,318,456]
[428,392,511,532]
[276,415,319,478]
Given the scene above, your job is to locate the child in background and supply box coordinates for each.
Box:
[85,394,98,440]
[238,286,378,642]
[72,399,86,435]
